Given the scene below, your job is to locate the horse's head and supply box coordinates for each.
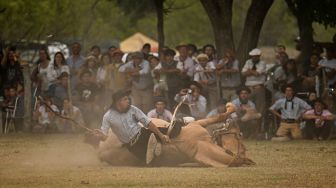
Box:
[218,119,247,158]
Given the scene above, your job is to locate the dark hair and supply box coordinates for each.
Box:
[39,48,51,61]
[99,52,111,67]
[163,48,176,57]
[58,72,69,79]
[277,45,286,50]
[148,55,159,62]
[142,43,151,49]
[187,44,197,53]
[313,98,327,109]
[53,52,67,68]
[202,44,216,53]
[91,45,101,52]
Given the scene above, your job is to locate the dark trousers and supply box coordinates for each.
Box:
[305,120,332,140]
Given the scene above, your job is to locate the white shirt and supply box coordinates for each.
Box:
[194,62,216,84]
[175,56,195,78]
[242,59,266,86]
[174,94,207,119]
[47,65,70,84]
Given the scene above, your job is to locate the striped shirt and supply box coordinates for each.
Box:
[101,105,151,144]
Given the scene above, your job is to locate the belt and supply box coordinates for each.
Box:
[281,119,298,123]
[128,130,142,146]
[248,84,264,90]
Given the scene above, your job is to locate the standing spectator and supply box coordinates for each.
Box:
[2,48,23,90]
[67,42,85,89]
[216,50,241,101]
[274,45,286,65]
[119,51,153,112]
[148,55,166,96]
[231,86,261,139]
[147,97,173,122]
[301,54,321,92]
[31,48,51,95]
[155,49,181,109]
[194,53,217,110]
[106,49,128,93]
[90,45,101,59]
[175,44,195,83]
[187,43,198,60]
[303,99,335,140]
[47,52,70,85]
[242,48,267,118]
[274,59,298,87]
[175,82,207,119]
[270,85,311,140]
[202,44,218,65]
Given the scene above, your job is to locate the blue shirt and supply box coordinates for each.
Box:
[269,97,311,120]
[101,105,151,143]
[119,60,153,90]
[231,98,256,117]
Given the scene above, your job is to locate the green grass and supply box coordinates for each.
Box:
[0,134,335,187]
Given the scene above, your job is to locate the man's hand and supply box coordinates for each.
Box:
[93,129,107,141]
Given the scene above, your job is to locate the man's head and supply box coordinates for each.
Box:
[176,45,188,58]
[203,44,216,58]
[283,84,295,99]
[163,48,176,63]
[112,90,131,112]
[71,42,81,55]
[148,55,160,68]
[142,43,151,54]
[132,51,144,65]
[249,48,261,63]
[154,97,167,113]
[9,87,17,97]
[236,86,251,101]
[90,45,101,58]
[189,81,202,97]
[39,48,50,62]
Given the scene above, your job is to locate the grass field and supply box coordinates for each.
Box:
[0,133,335,188]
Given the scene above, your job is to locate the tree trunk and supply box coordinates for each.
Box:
[22,63,32,131]
[296,14,313,73]
[154,0,165,53]
[236,0,274,67]
[200,0,234,58]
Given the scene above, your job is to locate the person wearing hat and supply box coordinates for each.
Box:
[194,53,217,110]
[270,84,311,141]
[119,51,153,113]
[303,99,335,140]
[231,86,261,138]
[155,48,182,109]
[147,96,173,122]
[174,81,207,119]
[242,48,267,123]
[95,89,170,164]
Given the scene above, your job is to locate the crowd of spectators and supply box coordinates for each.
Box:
[1,41,336,140]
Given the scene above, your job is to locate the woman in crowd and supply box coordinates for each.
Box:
[47,52,70,85]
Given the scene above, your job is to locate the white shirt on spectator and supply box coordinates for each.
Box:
[175,56,195,78]
[194,62,216,84]
[242,59,266,86]
[174,94,207,119]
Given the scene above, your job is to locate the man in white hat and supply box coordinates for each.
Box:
[241,48,267,134]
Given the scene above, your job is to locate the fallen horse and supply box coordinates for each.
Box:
[85,104,255,167]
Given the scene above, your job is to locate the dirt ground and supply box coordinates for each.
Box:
[0,133,335,188]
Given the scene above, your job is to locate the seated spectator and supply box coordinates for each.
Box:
[32,97,59,133]
[58,98,84,133]
[147,96,173,122]
[194,53,217,110]
[207,98,237,119]
[175,81,207,119]
[75,71,99,128]
[270,84,311,141]
[78,56,98,84]
[2,86,24,132]
[231,86,261,139]
[48,72,71,109]
[274,59,298,87]
[303,99,336,140]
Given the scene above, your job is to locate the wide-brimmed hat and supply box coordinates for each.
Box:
[112,89,131,105]
[249,48,261,56]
